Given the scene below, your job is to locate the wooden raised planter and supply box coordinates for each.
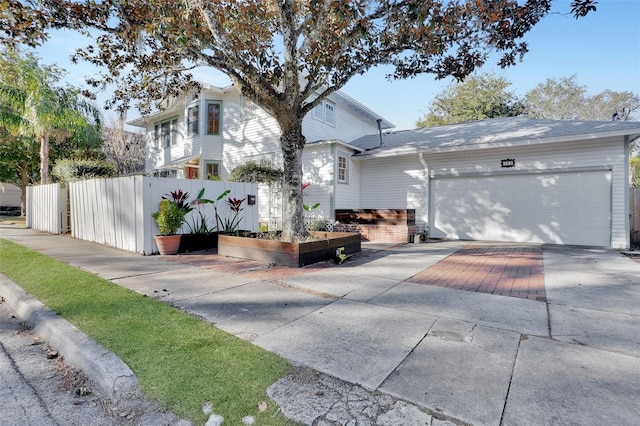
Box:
[217,231,361,267]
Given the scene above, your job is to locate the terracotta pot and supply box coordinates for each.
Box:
[154,235,182,255]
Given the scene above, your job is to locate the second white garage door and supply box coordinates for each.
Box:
[430,170,611,246]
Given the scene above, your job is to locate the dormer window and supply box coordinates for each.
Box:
[312,100,336,126]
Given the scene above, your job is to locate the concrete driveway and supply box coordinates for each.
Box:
[2,225,639,426]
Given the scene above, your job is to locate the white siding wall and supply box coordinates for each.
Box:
[335,149,361,211]
[302,96,380,143]
[222,91,282,178]
[302,144,333,219]
[359,156,427,223]
[145,106,196,175]
[198,90,225,176]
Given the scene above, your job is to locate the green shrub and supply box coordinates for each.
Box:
[152,199,187,236]
[52,158,117,182]
[228,161,283,184]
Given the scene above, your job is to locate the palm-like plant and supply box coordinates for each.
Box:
[0,47,102,184]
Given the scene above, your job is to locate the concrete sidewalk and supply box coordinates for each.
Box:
[1,224,639,425]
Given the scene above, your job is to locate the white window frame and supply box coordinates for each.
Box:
[205,161,221,180]
[337,153,348,183]
[154,116,178,148]
[206,101,222,135]
[187,105,199,137]
[325,102,335,126]
[313,103,324,120]
[312,100,336,126]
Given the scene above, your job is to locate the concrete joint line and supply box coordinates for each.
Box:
[499,335,525,426]
[377,322,434,391]
[0,274,139,401]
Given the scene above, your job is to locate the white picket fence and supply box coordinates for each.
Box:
[27,177,259,255]
[26,183,68,234]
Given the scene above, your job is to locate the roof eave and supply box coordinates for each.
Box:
[356,128,640,159]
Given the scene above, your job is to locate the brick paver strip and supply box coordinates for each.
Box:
[168,245,546,301]
[407,245,546,302]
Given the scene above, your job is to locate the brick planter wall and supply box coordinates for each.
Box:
[333,223,417,244]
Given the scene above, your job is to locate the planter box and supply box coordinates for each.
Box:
[178,233,218,253]
[218,231,361,267]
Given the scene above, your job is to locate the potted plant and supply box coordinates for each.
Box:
[152,192,190,255]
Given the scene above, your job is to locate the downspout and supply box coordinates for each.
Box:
[419,152,430,238]
[376,119,384,148]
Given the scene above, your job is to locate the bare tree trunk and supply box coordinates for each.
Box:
[39,133,49,184]
[280,124,306,241]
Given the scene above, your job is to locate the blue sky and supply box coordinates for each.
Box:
[35,0,640,130]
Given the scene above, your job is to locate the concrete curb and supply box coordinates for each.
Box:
[0,273,139,400]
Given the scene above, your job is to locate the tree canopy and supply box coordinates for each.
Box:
[416,73,524,127]
[416,73,639,127]
[0,48,103,185]
[524,75,639,121]
[1,0,598,239]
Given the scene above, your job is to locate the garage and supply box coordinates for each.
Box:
[430,169,612,246]
[352,117,640,249]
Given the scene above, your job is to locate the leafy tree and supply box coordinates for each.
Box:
[631,157,640,188]
[101,115,146,176]
[0,47,102,184]
[416,73,524,127]
[2,1,597,240]
[0,128,39,214]
[524,75,639,120]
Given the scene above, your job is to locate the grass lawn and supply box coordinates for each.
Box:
[0,238,295,425]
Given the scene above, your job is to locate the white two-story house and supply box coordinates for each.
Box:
[129,82,640,249]
[128,82,394,227]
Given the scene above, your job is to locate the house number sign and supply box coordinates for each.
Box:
[501,159,516,168]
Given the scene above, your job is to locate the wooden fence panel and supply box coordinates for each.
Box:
[26,183,66,234]
[70,177,143,253]
[68,177,259,255]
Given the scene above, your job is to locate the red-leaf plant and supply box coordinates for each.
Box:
[220,196,246,232]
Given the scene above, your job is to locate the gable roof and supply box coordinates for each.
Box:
[127,81,393,129]
[351,117,640,158]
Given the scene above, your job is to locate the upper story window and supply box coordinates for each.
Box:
[187,105,199,137]
[337,154,348,183]
[325,102,335,126]
[154,117,178,148]
[207,101,221,135]
[312,100,336,126]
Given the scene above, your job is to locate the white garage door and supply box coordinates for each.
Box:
[431,170,611,246]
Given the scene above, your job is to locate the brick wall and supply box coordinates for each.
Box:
[332,223,417,244]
